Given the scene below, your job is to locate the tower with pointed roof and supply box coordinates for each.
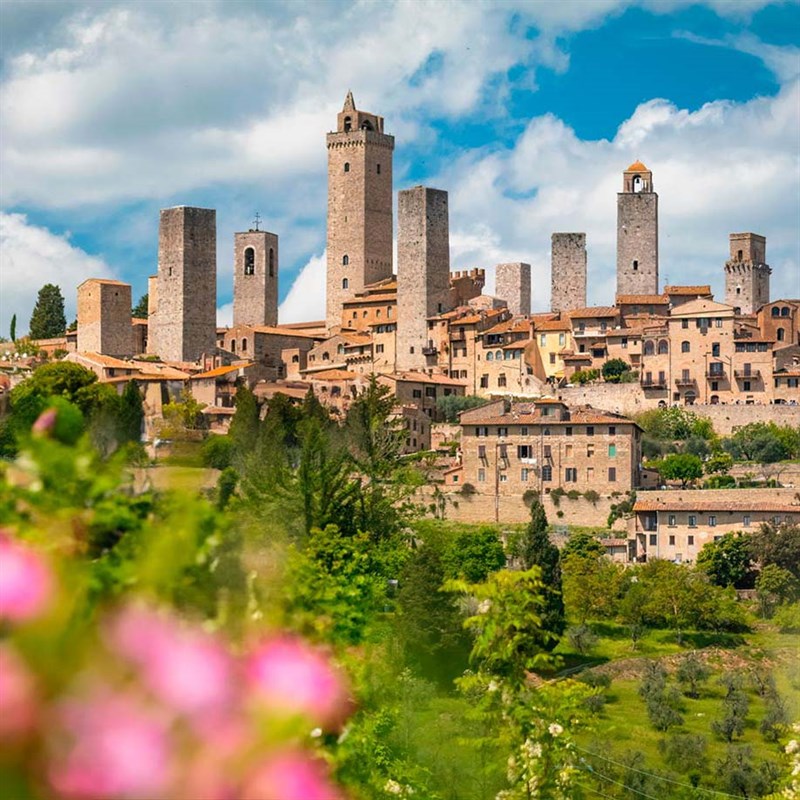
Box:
[617,161,658,296]
[326,91,394,330]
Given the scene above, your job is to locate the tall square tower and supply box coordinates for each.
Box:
[151,206,217,363]
[724,233,770,314]
[77,279,134,357]
[233,229,279,328]
[551,233,587,312]
[617,161,658,296]
[326,91,394,330]
[396,186,450,372]
[496,262,531,317]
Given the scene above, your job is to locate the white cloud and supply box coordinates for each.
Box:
[0,212,115,335]
[216,302,233,328]
[278,252,326,324]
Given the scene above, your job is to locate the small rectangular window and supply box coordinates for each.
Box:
[477,468,486,482]
[377,163,381,174]
[688,535,694,546]
[608,426,616,436]
[649,534,657,546]
[521,468,529,482]
[669,535,675,546]
[565,467,578,482]
[499,473,508,483]
[586,426,594,436]
[476,426,488,437]
[540,334,546,346]
[521,427,528,436]
[688,515,697,528]
[478,445,487,459]
[565,427,573,436]
[668,514,676,527]
[608,444,616,457]
[708,515,717,527]
[586,444,595,457]
[542,465,552,481]
[743,515,751,527]
[498,427,508,437]
[608,467,616,482]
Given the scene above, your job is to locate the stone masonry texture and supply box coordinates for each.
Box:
[233,230,279,327]
[550,233,586,312]
[617,165,658,296]
[152,206,217,362]
[77,279,134,357]
[326,94,394,329]
[496,262,531,316]
[724,233,770,314]
[396,186,450,372]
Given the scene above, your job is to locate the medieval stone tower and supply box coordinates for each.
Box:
[551,233,587,312]
[496,263,531,316]
[396,186,450,372]
[150,206,217,362]
[326,91,394,329]
[77,278,134,357]
[724,233,770,314]
[616,161,658,296]
[233,229,279,327]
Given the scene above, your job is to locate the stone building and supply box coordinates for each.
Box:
[150,206,217,363]
[76,278,134,357]
[758,299,800,347]
[233,229,278,328]
[724,233,771,314]
[396,186,451,372]
[458,398,642,498]
[495,262,531,317]
[551,233,586,312]
[326,91,394,329]
[617,161,658,296]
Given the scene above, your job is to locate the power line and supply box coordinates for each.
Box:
[576,780,622,799]
[574,743,742,798]
[578,762,663,800]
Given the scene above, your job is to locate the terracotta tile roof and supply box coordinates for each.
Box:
[78,278,129,287]
[627,160,648,172]
[362,277,397,292]
[670,298,734,316]
[249,326,322,339]
[132,318,148,324]
[202,407,236,415]
[567,307,620,318]
[534,319,571,331]
[460,402,635,426]
[279,321,327,331]
[72,352,139,369]
[342,294,396,305]
[383,371,468,387]
[192,363,252,380]
[634,499,800,513]
[341,333,372,345]
[309,368,360,381]
[616,294,669,305]
[664,285,713,296]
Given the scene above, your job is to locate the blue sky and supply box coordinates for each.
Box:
[0,0,798,332]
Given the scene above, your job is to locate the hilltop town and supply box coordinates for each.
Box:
[3,92,799,558]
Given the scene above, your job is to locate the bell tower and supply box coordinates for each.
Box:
[326,91,394,330]
[616,161,659,296]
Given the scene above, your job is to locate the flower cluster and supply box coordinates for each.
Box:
[0,531,353,800]
[784,723,800,800]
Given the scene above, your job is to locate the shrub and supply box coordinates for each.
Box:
[201,435,234,470]
[583,489,600,505]
[703,474,737,489]
[566,624,597,655]
[460,482,476,495]
[566,489,581,501]
[602,358,630,383]
[550,487,565,507]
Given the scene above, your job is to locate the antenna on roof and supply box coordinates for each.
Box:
[252,212,261,232]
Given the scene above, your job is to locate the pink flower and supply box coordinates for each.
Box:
[0,531,53,622]
[246,636,351,730]
[107,604,234,721]
[0,643,38,742]
[32,408,57,435]
[49,689,172,800]
[243,751,343,800]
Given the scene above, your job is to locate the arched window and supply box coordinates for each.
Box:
[343,162,350,173]
[337,344,344,354]
[772,307,780,317]
[231,340,236,353]
[486,352,494,361]
[342,255,349,266]
[244,247,255,276]
[241,338,247,352]
[710,395,719,405]
[361,119,373,131]
[323,352,330,361]
[681,341,690,353]
[343,116,352,132]
[632,175,642,193]
[342,278,349,289]
[643,340,655,356]
[543,428,551,436]
[777,328,785,342]
[781,306,790,317]
[291,355,299,364]
[495,350,502,360]
[658,340,669,355]
[269,248,275,277]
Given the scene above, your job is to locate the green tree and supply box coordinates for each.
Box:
[28,283,67,339]
[229,383,260,458]
[561,531,605,560]
[132,293,149,318]
[442,527,506,583]
[517,500,565,639]
[696,532,755,588]
[660,733,708,775]
[161,389,206,433]
[561,553,622,624]
[750,522,800,580]
[201,435,234,469]
[435,394,488,423]
[755,563,798,617]
[10,313,16,342]
[723,422,792,462]
[704,451,734,475]
[711,673,749,742]
[117,380,144,444]
[676,652,711,698]
[602,358,630,383]
[656,452,703,487]
[716,746,780,798]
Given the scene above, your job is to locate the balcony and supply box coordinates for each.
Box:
[675,375,695,387]
[422,345,438,356]
[450,333,466,342]
[734,369,760,380]
[573,328,611,338]
[642,378,667,389]
[706,370,726,380]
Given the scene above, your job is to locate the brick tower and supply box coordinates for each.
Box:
[396,186,451,372]
[616,161,658,296]
[326,91,394,330]
[77,278,134,357]
[233,229,279,327]
[150,206,217,363]
[724,233,770,314]
[551,233,587,312]
[496,262,531,316]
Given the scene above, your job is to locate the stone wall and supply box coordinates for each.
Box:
[77,279,134,357]
[617,192,658,296]
[233,230,279,327]
[396,187,450,372]
[495,262,531,316]
[550,233,586,312]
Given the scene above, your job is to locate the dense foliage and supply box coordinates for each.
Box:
[28,282,67,339]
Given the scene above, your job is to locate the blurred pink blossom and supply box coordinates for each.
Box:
[49,689,172,800]
[32,408,58,435]
[0,531,53,622]
[246,636,351,730]
[243,751,343,800]
[107,604,234,721]
[0,643,38,742]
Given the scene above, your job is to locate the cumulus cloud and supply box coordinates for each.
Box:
[0,212,115,335]
[279,252,326,324]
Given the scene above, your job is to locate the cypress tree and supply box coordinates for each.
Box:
[10,314,16,342]
[29,284,67,339]
[117,381,144,444]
